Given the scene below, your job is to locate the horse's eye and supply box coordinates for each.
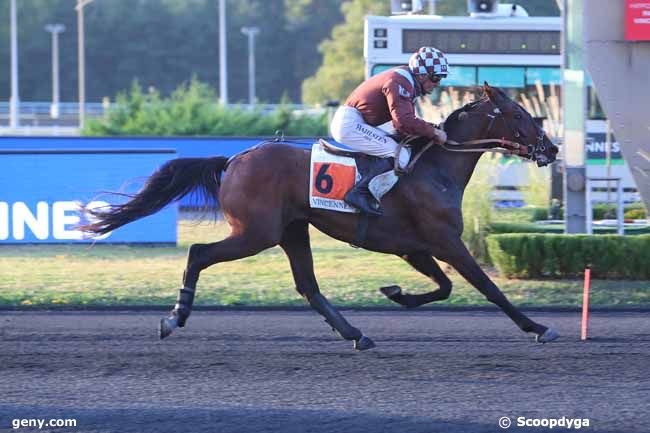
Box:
[514,113,522,120]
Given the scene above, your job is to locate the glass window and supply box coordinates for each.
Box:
[478,66,525,88]
[442,66,477,87]
[526,67,561,86]
[371,64,397,76]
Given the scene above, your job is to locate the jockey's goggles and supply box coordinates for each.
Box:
[428,74,446,84]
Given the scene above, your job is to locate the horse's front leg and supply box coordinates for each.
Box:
[380,253,452,308]
[439,237,559,343]
[281,221,375,351]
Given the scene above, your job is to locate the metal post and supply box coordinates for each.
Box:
[9,0,20,129]
[605,120,612,203]
[241,26,259,106]
[562,0,588,233]
[616,180,624,235]
[585,178,592,234]
[219,0,228,105]
[76,1,93,129]
[45,24,65,119]
[429,0,436,14]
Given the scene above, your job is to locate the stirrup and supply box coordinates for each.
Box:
[344,189,382,216]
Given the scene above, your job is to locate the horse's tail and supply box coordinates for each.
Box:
[80,156,228,236]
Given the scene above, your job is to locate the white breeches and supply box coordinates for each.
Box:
[330,106,411,169]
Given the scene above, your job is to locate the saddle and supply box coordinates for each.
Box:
[318,139,361,158]
[318,139,381,177]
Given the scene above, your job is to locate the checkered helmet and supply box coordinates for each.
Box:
[408,47,449,77]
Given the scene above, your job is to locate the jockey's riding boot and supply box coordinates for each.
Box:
[344,157,395,216]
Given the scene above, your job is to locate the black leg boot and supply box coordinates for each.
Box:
[344,157,394,216]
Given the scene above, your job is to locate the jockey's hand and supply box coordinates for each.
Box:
[432,128,447,145]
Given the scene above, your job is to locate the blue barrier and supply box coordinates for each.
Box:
[0,136,317,208]
[0,149,177,244]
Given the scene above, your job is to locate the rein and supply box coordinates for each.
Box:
[394,99,541,175]
[395,135,527,175]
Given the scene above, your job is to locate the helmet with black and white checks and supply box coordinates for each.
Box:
[408,47,449,77]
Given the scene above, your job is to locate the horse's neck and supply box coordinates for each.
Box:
[426,113,490,191]
[425,147,482,192]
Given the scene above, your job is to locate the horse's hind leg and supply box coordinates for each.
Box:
[160,228,279,339]
[380,253,452,308]
[280,221,375,351]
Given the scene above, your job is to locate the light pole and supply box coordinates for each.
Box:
[240,26,260,106]
[9,0,19,129]
[219,0,228,105]
[45,24,65,120]
[76,0,94,129]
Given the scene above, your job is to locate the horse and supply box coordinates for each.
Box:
[80,83,560,350]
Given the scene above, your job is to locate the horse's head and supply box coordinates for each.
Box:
[481,82,559,167]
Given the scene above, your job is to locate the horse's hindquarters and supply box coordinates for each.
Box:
[218,143,312,229]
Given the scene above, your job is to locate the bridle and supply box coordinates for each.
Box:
[444,98,548,161]
[396,97,551,174]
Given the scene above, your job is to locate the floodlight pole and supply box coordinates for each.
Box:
[219,0,228,105]
[241,26,260,106]
[9,0,19,129]
[45,24,66,119]
[76,0,94,130]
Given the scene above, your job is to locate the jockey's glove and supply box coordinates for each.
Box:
[432,128,447,145]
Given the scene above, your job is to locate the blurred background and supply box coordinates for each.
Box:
[0,0,648,308]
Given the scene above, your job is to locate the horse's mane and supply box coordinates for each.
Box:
[443,94,490,131]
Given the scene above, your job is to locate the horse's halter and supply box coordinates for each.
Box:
[483,98,550,167]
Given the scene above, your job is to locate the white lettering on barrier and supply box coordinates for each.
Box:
[13,202,48,240]
[0,201,110,241]
[83,201,112,240]
[53,201,82,240]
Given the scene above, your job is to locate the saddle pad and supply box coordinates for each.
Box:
[309,142,360,213]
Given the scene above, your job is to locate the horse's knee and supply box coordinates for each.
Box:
[438,280,452,300]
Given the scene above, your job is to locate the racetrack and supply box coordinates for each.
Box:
[1,310,648,433]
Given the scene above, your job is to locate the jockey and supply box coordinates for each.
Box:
[330,46,449,216]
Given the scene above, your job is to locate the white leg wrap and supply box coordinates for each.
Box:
[368,170,399,203]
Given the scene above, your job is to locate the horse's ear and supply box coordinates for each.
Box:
[483,81,494,99]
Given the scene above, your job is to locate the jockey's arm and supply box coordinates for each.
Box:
[382,78,437,139]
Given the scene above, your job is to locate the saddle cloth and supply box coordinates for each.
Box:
[309,141,360,213]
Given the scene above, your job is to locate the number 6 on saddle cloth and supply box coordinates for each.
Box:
[309,139,395,214]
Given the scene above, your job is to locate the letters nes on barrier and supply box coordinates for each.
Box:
[0,149,177,244]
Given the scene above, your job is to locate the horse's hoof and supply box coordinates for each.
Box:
[159,317,177,340]
[380,285,402,299]
[354,335,376,351]
[536,327,559,343]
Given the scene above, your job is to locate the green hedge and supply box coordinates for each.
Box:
[489,223,650,235]
[487,234,650,279]
[84,78,329,137]
[529,203,646,221]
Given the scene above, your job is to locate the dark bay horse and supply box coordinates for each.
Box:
[81,83,560,350]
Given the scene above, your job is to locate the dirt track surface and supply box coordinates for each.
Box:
[1,310,648,433]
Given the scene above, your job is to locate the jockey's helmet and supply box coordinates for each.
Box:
[408,47,449,79]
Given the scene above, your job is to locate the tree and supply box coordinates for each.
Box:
[301,0,388,105]
[285,0,344,101]
[0,0,345,103]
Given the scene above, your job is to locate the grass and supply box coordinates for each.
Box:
[0,219,648,307]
